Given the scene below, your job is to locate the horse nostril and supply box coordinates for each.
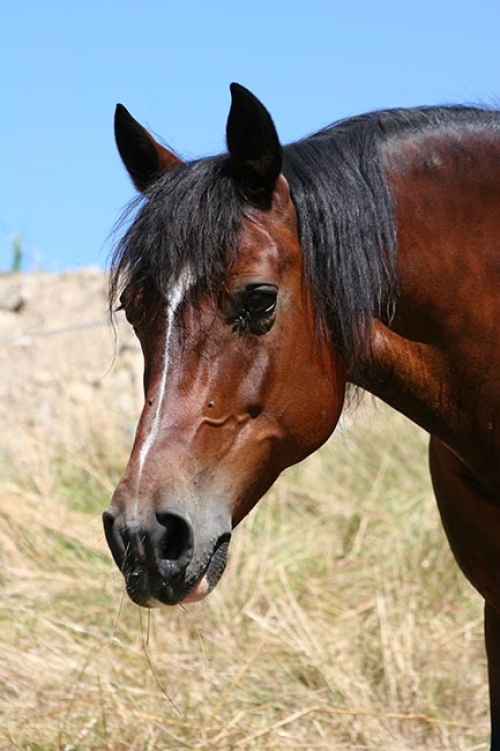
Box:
[102,509,125,569]
[155,509,194,564]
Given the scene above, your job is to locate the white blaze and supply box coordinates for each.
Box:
[135,269,193,497]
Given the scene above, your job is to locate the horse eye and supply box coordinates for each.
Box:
[119,296,141,328]
[244,285,278,319]
[118,285,146,329]
[229,284,278,336]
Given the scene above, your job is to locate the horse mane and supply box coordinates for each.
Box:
[110,103,500,372]
[282,115,395,361]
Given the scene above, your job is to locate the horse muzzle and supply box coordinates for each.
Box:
[102,505,231,606]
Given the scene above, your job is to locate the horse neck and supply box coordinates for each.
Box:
[355,130,500,474]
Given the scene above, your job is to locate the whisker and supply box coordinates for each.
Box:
[139,608,180,715]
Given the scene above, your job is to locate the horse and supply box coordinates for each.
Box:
[104,83,500,748]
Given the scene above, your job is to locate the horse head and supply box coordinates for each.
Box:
[103,85,345,606]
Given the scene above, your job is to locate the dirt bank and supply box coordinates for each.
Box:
[0,270,142,442]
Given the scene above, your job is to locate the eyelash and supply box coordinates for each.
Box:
[232,311,274,337]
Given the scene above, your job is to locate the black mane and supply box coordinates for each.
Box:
[110,103,500,371]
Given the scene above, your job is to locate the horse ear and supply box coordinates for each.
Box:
[226,83,282,208]
[114,104,182,192]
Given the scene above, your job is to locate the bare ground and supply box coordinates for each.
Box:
[0,269,142,440]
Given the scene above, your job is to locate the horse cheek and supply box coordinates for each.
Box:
[277,349,346,467]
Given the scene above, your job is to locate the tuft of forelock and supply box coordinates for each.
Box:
[110,156,244,309]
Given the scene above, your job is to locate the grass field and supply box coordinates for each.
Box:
[0,397,490,750]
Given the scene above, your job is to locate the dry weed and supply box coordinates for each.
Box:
[0,398,490,750]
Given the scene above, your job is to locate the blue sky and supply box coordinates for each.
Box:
[1,2,500,272]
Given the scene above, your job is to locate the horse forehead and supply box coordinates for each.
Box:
[168,266,195,310]
[150,267,198,338]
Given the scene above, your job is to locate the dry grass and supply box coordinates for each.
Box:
[0,398,490,750]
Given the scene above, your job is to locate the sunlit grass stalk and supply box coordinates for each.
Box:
[0,398,489,749]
